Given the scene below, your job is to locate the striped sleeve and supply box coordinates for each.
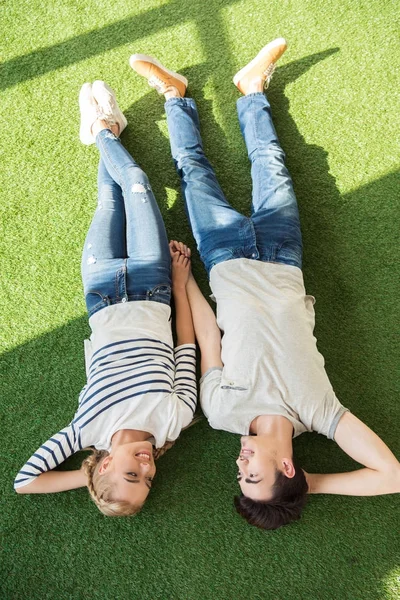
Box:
[14,424,78,490]
[173,344,197,414]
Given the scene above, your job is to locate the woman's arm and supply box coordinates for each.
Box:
[170,241,195,346]
[14,425,79,493]
[170,241,222,375]
[16,468,87,494]
[306,412,400,495]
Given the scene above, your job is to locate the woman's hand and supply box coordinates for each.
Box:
[169,241,195,345]
[169,240,191,259]
[169,240,191,290]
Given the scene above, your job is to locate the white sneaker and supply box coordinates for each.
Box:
[92,81,128,136]
[79,83,106,145]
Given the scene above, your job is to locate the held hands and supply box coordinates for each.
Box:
[169,240,191,291]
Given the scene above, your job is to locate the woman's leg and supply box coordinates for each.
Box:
[95,128,171,299]
[81,157,127,315]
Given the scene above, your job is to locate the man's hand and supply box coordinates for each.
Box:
[302,470,313,493]
[306,413,400,496]
[169,240,191,290]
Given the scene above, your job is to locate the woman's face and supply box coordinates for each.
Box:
[100,440,156,506]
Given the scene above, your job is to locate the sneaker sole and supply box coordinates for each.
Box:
[129,54,188,88]
[79,82,97,145]
[233,37,287,88]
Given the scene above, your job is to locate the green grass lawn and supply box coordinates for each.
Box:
[1,1,399,598]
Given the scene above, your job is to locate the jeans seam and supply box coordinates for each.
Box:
[97,134,131,204]
[250,95,261,209]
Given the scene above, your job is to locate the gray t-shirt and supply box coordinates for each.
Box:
[200,259,348,439]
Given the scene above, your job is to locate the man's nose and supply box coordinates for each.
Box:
[140,462,151,473]
[236,457,249,466]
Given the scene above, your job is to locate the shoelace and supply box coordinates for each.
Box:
[263,62,276,89]
[95,106,116,125]
[148,75,167,93]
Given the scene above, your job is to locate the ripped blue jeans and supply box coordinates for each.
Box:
[81,129,171,317]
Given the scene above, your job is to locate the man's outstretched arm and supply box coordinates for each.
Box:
[306,412,400,495]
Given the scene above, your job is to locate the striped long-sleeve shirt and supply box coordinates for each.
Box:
[14,302,197,490]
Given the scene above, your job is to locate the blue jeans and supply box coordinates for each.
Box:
[165,93,302,276]
[81,129,171,317]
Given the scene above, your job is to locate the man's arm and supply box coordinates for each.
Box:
[306,412,400,495]
[186,273,223,375]
[16,469,87,494]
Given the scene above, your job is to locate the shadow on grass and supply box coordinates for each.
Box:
[0,0,241,90]
[2,2,399,595]
[2,158,399,600]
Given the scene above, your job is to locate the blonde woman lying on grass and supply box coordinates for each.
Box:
[14,82,197,516]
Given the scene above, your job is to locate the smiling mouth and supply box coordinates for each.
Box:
[239,448,254,459]
[135,451,151,460]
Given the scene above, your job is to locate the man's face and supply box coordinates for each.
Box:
[236,436,279,501]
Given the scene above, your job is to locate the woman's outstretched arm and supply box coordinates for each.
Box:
[16,468,87,494]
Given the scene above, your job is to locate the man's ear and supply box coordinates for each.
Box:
[282,458,296,479]
[98,455,112,474]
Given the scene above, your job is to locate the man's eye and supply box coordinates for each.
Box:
[127,472,137,477]
[147,477,153,482]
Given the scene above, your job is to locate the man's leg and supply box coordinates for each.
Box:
[233,39,302,269]
[165,98,254,272]
[130,55,252,275]
[237,92,302,268]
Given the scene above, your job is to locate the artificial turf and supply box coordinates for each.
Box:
[1,1,399,598]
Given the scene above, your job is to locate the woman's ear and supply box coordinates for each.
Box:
[98,455,112,474]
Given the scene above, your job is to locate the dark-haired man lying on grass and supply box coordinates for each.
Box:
[130,38,400,529]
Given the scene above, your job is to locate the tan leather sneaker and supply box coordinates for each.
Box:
[233,38,287,94]
[129,54,188,97]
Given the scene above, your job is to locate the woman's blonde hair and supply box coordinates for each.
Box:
[81,440,176,517]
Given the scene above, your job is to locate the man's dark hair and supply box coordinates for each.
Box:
[234,458,308,530]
